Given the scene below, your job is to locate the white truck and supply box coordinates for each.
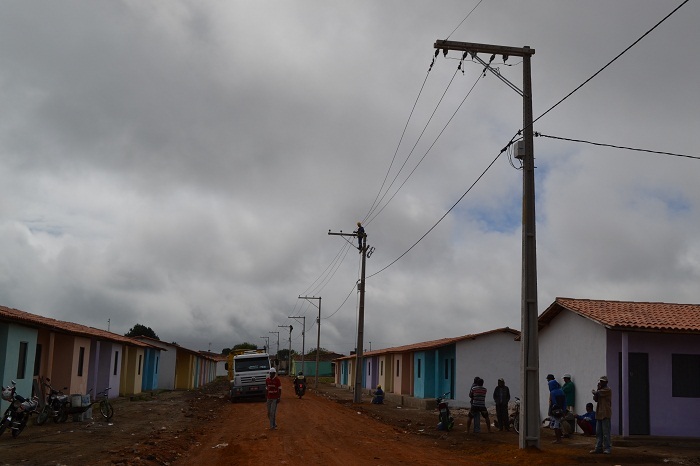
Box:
[227,350,271,401]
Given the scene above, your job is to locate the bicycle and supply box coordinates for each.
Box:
[93,387,114,421]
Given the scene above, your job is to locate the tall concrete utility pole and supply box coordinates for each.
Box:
[279,324,292,372]
[269,331,280,366]
[259,336,270,354]
[289,315,306,375]
[329,226,367,403]
[299,296,322,389]
[433,40,539,449]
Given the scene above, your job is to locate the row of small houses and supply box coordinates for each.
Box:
[334,297,700,438]
[0,305,225,414]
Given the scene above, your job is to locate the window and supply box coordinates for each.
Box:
[396,359,400,377]
[17,341,28,379]
[417,359,422,378]
[77,347,85,376]
[155,356,159,374]
[380,360,383,376]
[444,359,449,379]
[113,351,119,375]
[138,354,142,375]
[672,354,700,397]
[368,361,371,376]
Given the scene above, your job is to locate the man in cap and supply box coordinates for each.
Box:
[265,367,282,430]
[562,374,576,435]
[590,375,612,454]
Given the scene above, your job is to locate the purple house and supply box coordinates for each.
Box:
[538,298,700,438]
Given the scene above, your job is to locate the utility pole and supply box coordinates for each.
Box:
[288,316,306,376]
[434,39,539,449]
[329,225,368,403]
[279,325,292,372]
[259,336,270,354]
[269,331,280,367]
[299,296,322,389]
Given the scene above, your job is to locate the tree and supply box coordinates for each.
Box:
[277,349,298,360]
[125,324,159,340]
[221,348,232,356]
[232,342,258,351]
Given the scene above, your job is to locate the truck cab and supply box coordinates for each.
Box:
[228,351,271,401]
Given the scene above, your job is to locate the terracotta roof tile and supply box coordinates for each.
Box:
[0,305,152,347]
[335,327,519,360]
[541,298,700,333]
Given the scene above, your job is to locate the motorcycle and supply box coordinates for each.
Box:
[1,380,40,438]
[436,391,454,431]
[35,377,70,425]
[294,376,306,399]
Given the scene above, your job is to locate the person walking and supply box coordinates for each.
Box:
[493,378,511,431]
[590,375,612,454]
[265,367,282,430]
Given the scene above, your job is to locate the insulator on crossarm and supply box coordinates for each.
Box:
[462,51,468,60]
[434,49,439,58]
[442,49,448,57]
[489,54,495,63]
[502,54,509,63]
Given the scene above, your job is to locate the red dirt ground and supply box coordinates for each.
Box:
[1,377,698,465]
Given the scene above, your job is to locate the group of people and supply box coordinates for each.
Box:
[265,365,613,455]
[546,372,612,454]
[465,376,511,433]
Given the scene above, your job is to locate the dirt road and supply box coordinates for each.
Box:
[1,377,699,465]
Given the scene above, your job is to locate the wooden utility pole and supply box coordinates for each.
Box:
[434,40,539,449]
[299,295,322,389]
[329,226,367,403]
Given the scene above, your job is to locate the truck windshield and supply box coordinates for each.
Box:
[235,357,270,372]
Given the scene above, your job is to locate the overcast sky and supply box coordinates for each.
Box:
[1,1,698,356]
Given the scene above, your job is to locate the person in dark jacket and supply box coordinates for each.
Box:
[548,379,566,443]
[493,378,511,431]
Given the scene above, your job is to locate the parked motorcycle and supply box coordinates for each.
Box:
[436,391,454,431]
[35,377,70,425]
[293,373,306,399]
[1,380,40,438]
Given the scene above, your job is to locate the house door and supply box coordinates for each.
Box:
[620,352,650,435]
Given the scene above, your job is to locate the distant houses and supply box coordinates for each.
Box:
[0,305,218,415]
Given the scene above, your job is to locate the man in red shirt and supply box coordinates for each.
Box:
[266,367,282,430]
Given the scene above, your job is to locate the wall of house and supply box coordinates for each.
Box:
[455,332,521,408]
[0,323,38,413]
[538,310,606,421]
[606,330,700,437]
[87,340,121,400]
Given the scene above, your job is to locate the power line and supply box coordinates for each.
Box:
[535,132,699,161]
[533,0,689,126]
[366,69,484,226]
[445,0,486,41]
[367,148,503,279]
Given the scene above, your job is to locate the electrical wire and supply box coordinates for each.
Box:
[366,70,484,226]
[534,0,689,127]
[535,132,699,161]
[445,0,486,41]
[367,148,504,279]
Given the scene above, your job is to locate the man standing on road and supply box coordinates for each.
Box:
[590,375,612,455]
[493,378,511,431]
[266,367,282,430]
